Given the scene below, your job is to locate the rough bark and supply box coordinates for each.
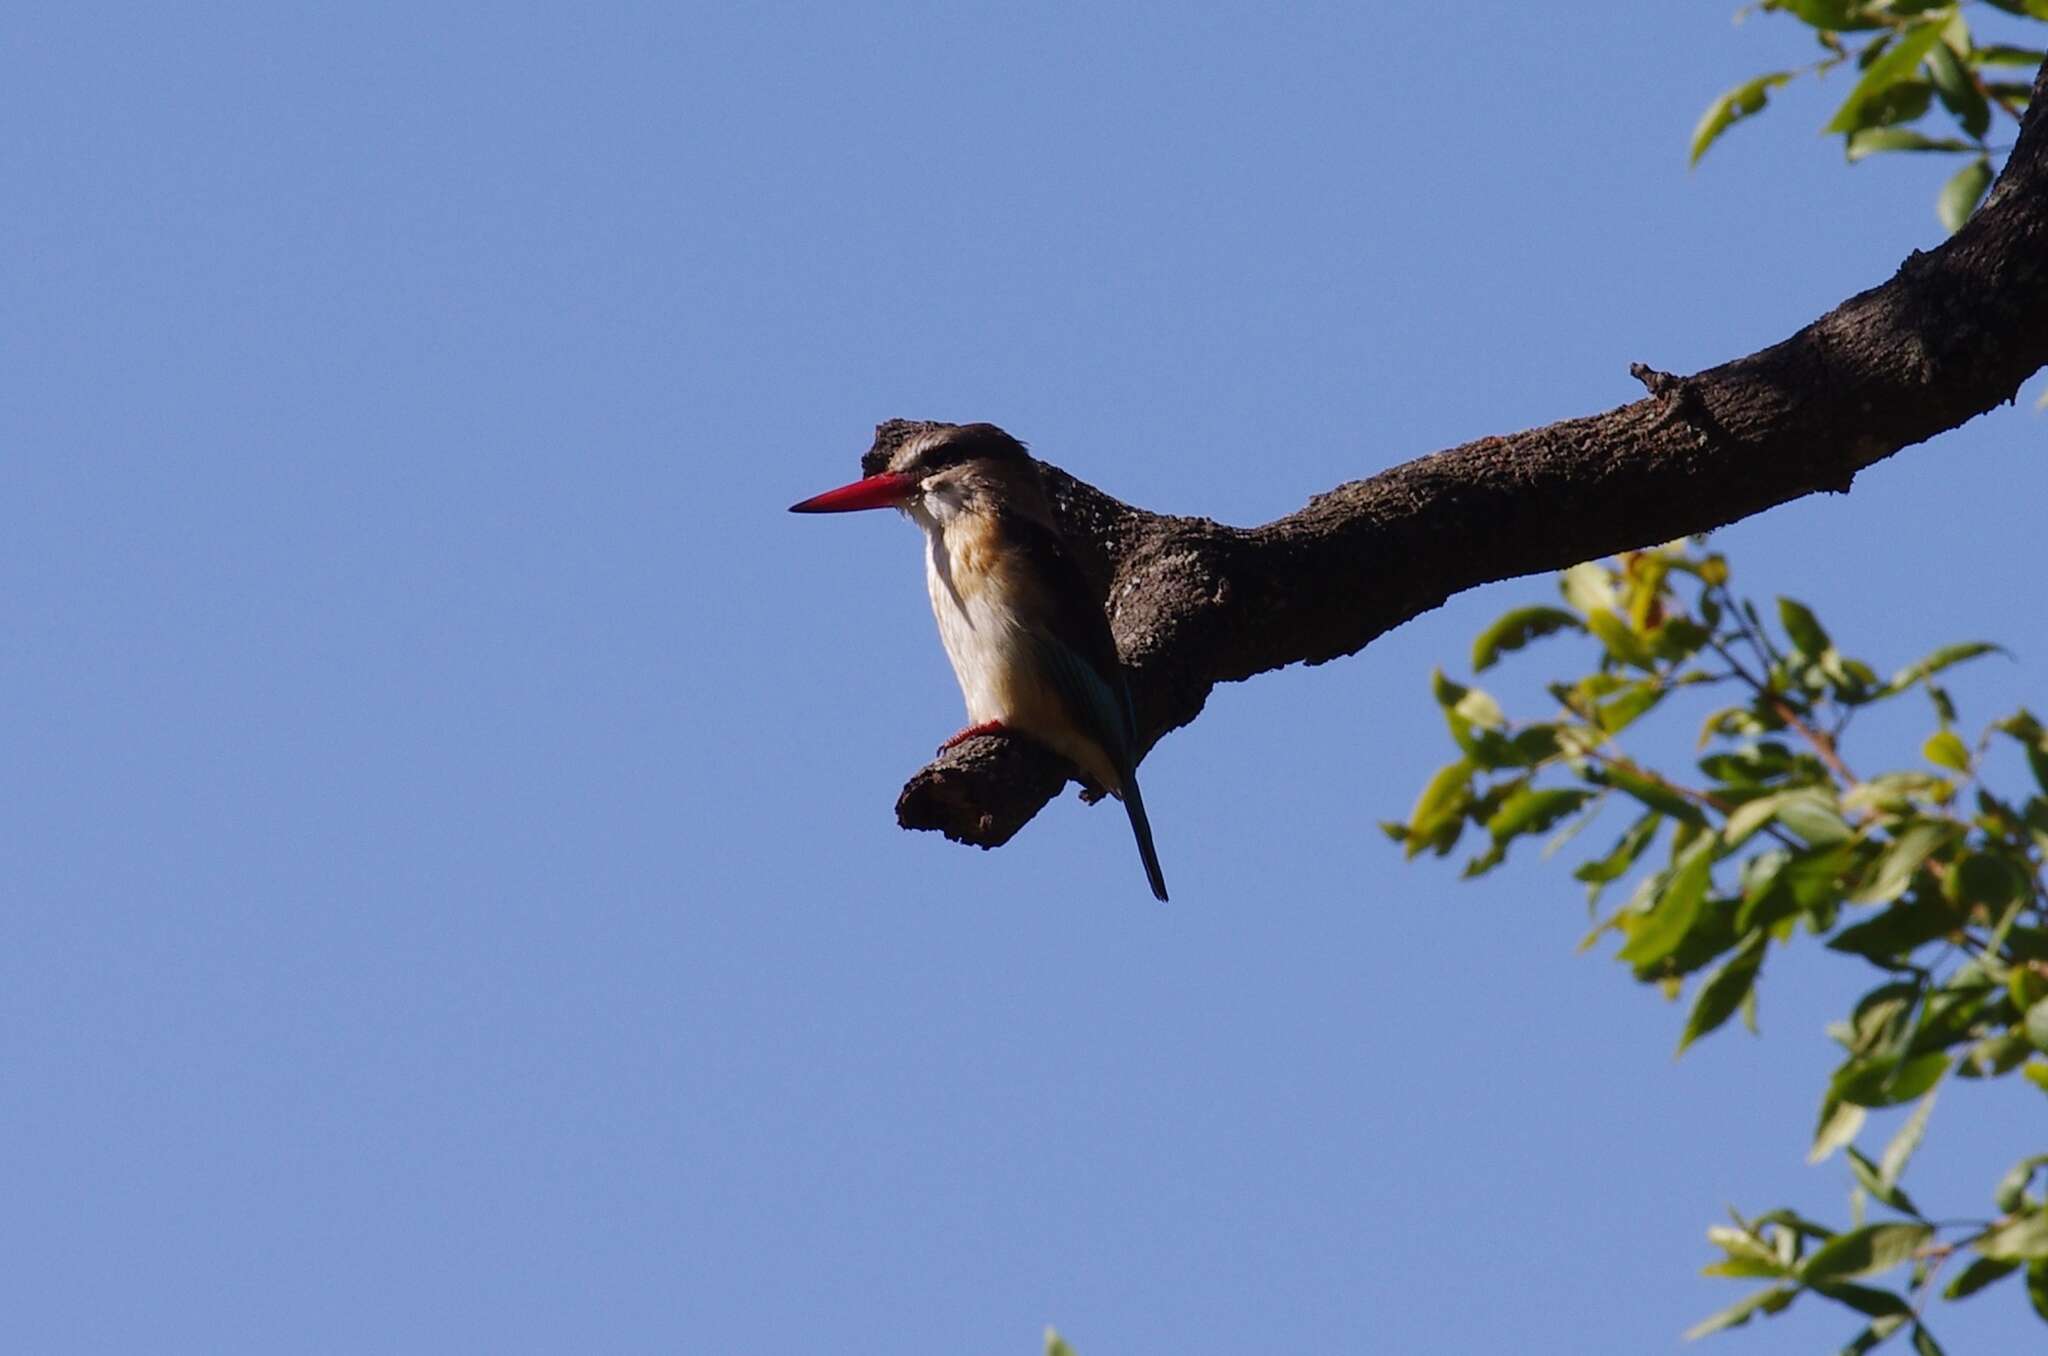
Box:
[892,59,2048,850]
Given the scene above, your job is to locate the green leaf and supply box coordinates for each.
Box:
[1846,981,1921,1061]
[1809,1279,1912,1318]
[1559,671,1630,704]
[1846,1145,1922,1218]
[1912,986,1993,1059]
[1968,1027,2037,1078]
[1045,1328,1076,1356]
[1802,1222,1933,1280]
[1756,1207,1839,1243]
[1559,561,1618,616]
[1845,127,1980,160]
[1680,931,1768,1054]
[1781,0,1887,29]
[1431,668,1468,708]
[1858,79,1937,130]
[1735,851,1792,932]
[1909,1323,1945,1356]
[1594,764,1708,826]
[1827,899,1961,965]
[1942,1254,2018,1298]
[1703,1229,1788,1279]
[1453,685,1505,729]
[1650,617,1713,663]
[1404,758,1474,858]
[1785,843,1860,916]
[1925,38,1991,140]
[1878,1088,1937,1190]
[1813,1095,1867,1164]
[1656,902,1744,981]
[1885,1053,1951,1103]
[1937,156,1992,233]
[2014,965,2048,1013]
[1471,606,1584,672]
[1506,724,1563,767]
[1837,1318,1910,1355]
[1832,1051,1950,1109]
[1586,608,1655,672]
[1922,730,1970,772]
[1700,741,1801,787]
[1824,21,1951,135]
[2027,996,2048,1053]
[1701,704,1773,743]
[1575,812,1661,890]
[1691,72,1796,167]
[2029,1259,2048,1322]
[1850,821,1953,904]
[1844,772,1953,814]
[1486,787,1593,845]
[1926,684,1957,727]
[1975,1209,2048,1261]
[1596,681,1666,735]
[1972,43,2048,69]
[1618,837,1715,969]
[1777,597,1832,658]
[1993,709,2043,740]
[1995,1155,2048,1212]
[1682,1285,1798,1340]
[1775,788,1854,846]
[1725,792,1790,847]
[1708,1222,1789,1273]
[1985,893,2032,964]
[1432,670,1506,742]
[1994,710,2048,793]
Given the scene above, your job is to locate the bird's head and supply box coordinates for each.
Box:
[789,420,1034,519]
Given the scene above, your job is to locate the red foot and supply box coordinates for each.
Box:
[938,720,1008,754]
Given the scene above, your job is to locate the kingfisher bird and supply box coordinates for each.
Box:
[790,420,1169,902]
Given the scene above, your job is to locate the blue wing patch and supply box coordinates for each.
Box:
[1029,630,1137,779]
[1030,633,1167,900]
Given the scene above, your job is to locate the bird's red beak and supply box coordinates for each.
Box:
[788,472,917,513]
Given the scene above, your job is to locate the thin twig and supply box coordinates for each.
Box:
[1707,635,1860,787]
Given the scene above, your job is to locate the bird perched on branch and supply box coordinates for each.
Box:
[790,420,1169,901]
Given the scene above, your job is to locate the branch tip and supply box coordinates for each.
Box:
[1631,362,1683,398]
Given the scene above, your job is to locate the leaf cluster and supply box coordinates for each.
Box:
[1693,2,2043,231]
[1389,542,2048,1346]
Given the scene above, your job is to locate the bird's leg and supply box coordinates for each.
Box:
[937,720,1009,754]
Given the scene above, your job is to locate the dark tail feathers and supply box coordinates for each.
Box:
[1119,773,1169,902]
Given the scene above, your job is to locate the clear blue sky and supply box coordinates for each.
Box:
[6,3,2044,1352]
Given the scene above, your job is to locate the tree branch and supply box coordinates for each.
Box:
[892,58,2048,849]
